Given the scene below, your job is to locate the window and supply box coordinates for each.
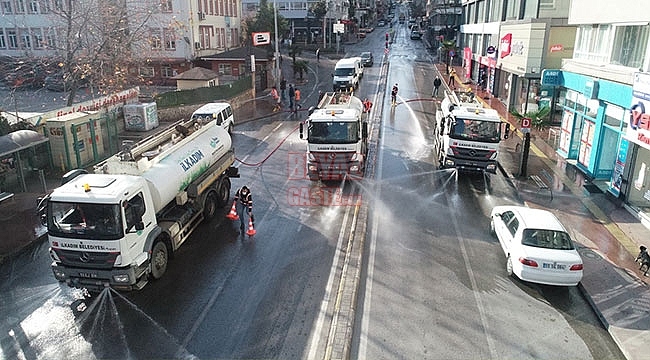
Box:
[32,28,43,48]
[160,0,172,12]
[574,24,611,63]
[125,193,145,232]
[604,104,625,129]
[20,29,32,49]
[45,28,56,48]
[53,0,62,11]
[540,0,555,9]
[2,0,12,13]
[611,25,649,69]
[151,31,162,49]
[506,217,519,236]
[199,26,211,49]
[0,29,5,49]
[16,0,26,13]
[218,63,231,75]
[29,0,38,13]
[7,29,18,49]
[163,29,176,50]
[38,0,49,13]
[161,66,176,77]
[139,66,155,77]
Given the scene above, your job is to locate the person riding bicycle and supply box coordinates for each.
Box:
[391,83,399,106]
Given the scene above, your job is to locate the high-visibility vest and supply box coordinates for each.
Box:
[295,89,301,101]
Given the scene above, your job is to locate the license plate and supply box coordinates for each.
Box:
[79,272,97,278]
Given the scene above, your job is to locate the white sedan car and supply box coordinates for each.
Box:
[490,205,583,286]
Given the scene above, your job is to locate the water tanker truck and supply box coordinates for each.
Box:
[39,118,238,292]
[299,92,368,181]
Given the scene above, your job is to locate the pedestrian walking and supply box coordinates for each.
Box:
[433,76,442,97]
[294,87,302,114]
[448,68,456,88]
[288,83,295,111]
[234,185,253,234]
[280,78,287,100]
[316,48,320,62]
[271,86,281,112]
[391,83,399,106]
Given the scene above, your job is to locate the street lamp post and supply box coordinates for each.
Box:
[273,0,280,90]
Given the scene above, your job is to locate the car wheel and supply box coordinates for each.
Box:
[150,241,169,280]
[506,255,514,277]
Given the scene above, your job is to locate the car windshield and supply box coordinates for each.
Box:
[309,121,359,144]
[450,118,501,143]
[522,229,575,250]
[334,67,355,76]
[48,201,123,240]
[361,53,371,59]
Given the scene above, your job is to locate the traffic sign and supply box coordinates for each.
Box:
[521,117,531,133]
[252,32,270,46]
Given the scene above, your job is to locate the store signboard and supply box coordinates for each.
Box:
[626,72,650,150]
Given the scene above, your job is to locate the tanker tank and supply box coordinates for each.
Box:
[96,122,232,213]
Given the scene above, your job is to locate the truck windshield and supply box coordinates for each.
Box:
[309,121,359,144]
[334,67,355,76]
[450,118,501,143]
[48,201,123,240]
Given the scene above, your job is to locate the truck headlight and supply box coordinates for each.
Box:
[308,153,316,162]
[113,274,130,283]
[52,268,65,280]
[308,164,318,172]
[351,153,363,162]
[486,164,497,172]
[446,147,456,156]
[350,165,359,172]
[445,159,455,167]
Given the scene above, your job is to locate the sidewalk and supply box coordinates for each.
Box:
[438,62,650,360]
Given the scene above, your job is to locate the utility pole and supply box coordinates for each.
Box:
[273,0,281,90]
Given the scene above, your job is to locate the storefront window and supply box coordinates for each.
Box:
[604,104,625,129]
[565,89,577,109]
[628,146,650,212]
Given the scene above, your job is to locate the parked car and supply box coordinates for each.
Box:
[378,20,386,27]
[360,52,374,67]
[410,30,422,40]
[490,205,584,286]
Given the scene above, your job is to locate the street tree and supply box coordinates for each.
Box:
[44,0,156,106]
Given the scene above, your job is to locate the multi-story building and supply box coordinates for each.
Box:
[427,0,462,49]
[546,0,650,224]
[0,0,242,86]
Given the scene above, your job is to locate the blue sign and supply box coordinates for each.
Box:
[449,50,455,57]
[541,69,563,86]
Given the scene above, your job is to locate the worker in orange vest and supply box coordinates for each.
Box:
[293,87,302,114]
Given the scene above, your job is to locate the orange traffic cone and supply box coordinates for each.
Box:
[226,201,239,220]
[246,216,256,236]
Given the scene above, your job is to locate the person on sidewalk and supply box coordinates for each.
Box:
[391,83,399,106]
[234,185,253,234]
[433,76,442,97]
[271,86,281,112]
[294,87,302,114]
[316,48,320,62]
[448,68,456,88]
[288,84,295,112]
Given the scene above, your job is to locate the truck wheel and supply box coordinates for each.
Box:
[217,178,231,207]
[203,191,218,220]
[150,241,169,280]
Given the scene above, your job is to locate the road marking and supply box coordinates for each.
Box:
[307,199,354,359]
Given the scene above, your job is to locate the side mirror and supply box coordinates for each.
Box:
[135,221,145,231]
[299,122,304,139]
[504,123,510,139]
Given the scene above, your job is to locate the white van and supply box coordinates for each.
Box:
[332,57,364,91]
[191,102,235,134]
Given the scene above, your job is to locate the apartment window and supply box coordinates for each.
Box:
[0,29,5,49]
[218,63,231,75]
[2,0,12,13]
[278,2,287,10]
[20,29,31,49]
[611,25,649,69]
[574,24,611,63]
[139,67,155,77]
[231,0,237,16]
[151,31,162,49]
[38,0,49,13]
[29,0,37,13]
[246,3,256,11]
[7,29,17,48]
[505,0,521,20]
[163,29,176,50]
[161,66,176,78]
[16,0,26,13]
[53,0,62,11]
[477,0,485,23]
[199,26,210,49]
[32,28,43,48]
[45,28,55,48]
[209,0,214,14]
[540,0,555,9]
[160,0,172,12]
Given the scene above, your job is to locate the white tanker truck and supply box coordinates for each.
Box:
[39,118,238,292]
